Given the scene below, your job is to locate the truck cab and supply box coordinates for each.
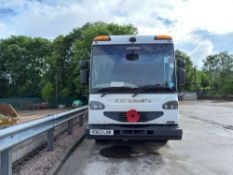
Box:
[80,35,185,141]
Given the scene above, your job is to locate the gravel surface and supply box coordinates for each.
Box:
[13,123,85,175]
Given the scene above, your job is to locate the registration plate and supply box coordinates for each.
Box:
[90,129,114,136]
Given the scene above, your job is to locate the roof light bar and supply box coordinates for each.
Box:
[155,35,172,40]
[94,35,111,41]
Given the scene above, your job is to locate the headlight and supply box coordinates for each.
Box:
[162,101,178,110]
[89,101,105,110]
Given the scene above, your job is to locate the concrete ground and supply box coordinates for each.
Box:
[57,100,233,175]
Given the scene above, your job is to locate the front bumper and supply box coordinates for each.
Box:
[86,124,182,140]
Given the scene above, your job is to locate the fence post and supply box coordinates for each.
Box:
[0,148,12,175]
[47,129,54,151]
[68,119,73,135]
[79,115,83,127]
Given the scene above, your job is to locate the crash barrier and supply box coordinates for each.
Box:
[0,106,88,175]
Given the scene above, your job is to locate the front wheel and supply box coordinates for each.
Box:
[95,139,109,145]
[146,140,168,148]
[157,140,168,146]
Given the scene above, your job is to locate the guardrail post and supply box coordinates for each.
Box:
[79,115,83,127]
[47,129,54,151]
[0,148,12,175]
[68,119,73,135]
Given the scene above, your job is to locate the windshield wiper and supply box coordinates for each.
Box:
[132,84,175,97]
[97,85,175,97]
[140,84,175,91]
[97,87,138,97]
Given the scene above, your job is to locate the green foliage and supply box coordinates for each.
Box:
[72,22,137,63]
[1,21,232,100]
[202,52,233,95]
[0,22,137,100]
[200,71,209,88]
[41,82,54,102]
[222,80,233,95]
[0,36,51,97]
[60,87,70,98]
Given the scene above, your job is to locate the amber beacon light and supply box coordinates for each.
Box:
[154,35,172,40]
[94,35,111,41]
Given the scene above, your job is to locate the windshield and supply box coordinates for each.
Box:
[91,44,176,93]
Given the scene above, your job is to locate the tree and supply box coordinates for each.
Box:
[41,22,137,103]
[222,80,233,95]
[41,82,54,102]
[0,36,51,97]
[202,52,233,95]
[44,35,75,102]
[199,71,209,95]
[0,22,137,98]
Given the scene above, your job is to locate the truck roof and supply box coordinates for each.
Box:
[92,35,173,45]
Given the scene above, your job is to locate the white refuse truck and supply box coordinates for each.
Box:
[80,35,186,142]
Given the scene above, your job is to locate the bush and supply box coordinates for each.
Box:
[222,80,233,95]
[41,82,54,102]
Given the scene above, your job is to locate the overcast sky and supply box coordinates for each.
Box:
[0,0,233,67]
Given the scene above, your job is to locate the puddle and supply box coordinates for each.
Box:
[100,146,141,158]
[99,141,165,159]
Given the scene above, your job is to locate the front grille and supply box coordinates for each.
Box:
[104,111,163,122]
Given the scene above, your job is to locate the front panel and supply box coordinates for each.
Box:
[88,93,179,125]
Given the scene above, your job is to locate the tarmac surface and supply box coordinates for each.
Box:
[57,100,233,175]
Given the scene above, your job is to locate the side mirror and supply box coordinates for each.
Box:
[79,60,89,85]
[177,58,186,68]
[178,68,186,86]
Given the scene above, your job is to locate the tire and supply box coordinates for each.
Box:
[95,139,109,145]
[146,140,168,148]
[157,140,168,146]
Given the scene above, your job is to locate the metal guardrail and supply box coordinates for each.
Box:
[0,106,88,175]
